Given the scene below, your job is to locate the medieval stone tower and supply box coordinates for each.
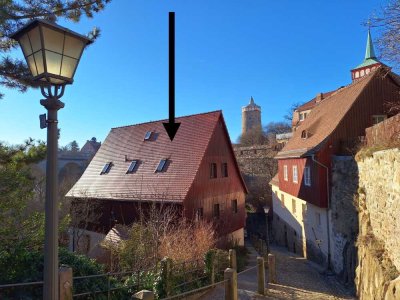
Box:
[242,97,261,135]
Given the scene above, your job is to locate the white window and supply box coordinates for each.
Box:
[299,113,304,121]
[283,165,288,181]
[315,212,321,227]
[360,69,365,76]
[292,199,296,214]
[304,166,311,186]
[292,165,298,183]
[355,71,359,78]
[372,115,387,125]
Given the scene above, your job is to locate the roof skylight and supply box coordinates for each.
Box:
[155,159,168,172]
[126,160,138,174]
[144,131,152,141]
[100,162,112,175]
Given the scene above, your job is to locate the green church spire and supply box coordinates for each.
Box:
[365,29,376,60]
[354,29,381,69]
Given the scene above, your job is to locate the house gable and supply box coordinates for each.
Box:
[185,115,247,236]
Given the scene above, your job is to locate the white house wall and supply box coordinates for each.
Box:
[271,183,330,266]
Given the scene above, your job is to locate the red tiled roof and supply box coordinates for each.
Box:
[276,69,381,159]
[296,90,338,112]
[67,111,246,201]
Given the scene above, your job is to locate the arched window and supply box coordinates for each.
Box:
[360,69,365,76]
[355,71,360,78]
[301,130,308,139]
[366,68,370,74]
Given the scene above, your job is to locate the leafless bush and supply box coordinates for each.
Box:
[158,220,216,263]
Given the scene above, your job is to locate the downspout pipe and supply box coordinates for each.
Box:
[311,154,332,271]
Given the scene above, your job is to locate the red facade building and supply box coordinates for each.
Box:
[270,30,400,268]
[67,111,247,251]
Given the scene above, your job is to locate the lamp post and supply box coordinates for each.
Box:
[263,206,270,254]
[10,20,91,300]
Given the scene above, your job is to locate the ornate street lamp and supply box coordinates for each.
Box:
[263,205,270,254]
[10,19,91,300]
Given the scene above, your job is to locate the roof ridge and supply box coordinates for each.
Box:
[298,67,382,112]
[317,67,379,102]
[112,110,222,130]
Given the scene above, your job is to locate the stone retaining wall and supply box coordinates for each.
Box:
[355,148,400,299]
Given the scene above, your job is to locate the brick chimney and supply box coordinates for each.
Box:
[316,93,323,103]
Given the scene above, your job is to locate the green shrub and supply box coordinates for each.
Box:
[0,248,130,300]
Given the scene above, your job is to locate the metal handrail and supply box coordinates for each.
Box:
[162,278,229,300]
[0,281,44,289]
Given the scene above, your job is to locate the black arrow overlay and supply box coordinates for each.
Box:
[163,12,180,141]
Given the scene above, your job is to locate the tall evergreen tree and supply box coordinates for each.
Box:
[0,0,111,99]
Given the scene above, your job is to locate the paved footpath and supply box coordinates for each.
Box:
[199,242,355,300]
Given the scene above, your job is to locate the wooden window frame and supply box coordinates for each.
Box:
[196,208,203,221]
[221,163,228,178]
[231,199,238,214]
[283,165,288,181]
[213,203,220,219]
[292,165,298,183]
[210,163,217,178]
[304,166,311,186]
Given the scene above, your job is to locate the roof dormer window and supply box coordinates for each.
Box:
[100,162,112,175]
[144,131,153,141]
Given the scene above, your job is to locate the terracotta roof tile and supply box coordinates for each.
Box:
[67,111,223,201]
[276,69,379,159]
[296,90,338,112]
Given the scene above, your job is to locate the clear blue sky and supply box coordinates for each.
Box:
[0,0,389,147]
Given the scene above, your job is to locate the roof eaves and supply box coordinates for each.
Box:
[275,148,311,159]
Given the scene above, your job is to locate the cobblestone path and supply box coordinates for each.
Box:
[199,242,355,300]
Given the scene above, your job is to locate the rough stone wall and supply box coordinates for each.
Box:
[233,145,277,210]
[233,145,277,176]
[355,148,400,300]
[330,156,359,288]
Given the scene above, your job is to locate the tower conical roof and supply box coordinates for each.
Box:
[365,29,376,59]
[242,96,261,111]
[355,29,381,68]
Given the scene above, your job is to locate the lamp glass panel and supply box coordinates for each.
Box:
[19,34,32,56]
[63,35,85,59]
[44,50,62,75]
[27,27,42,53]
[60,56,77,79]
[49,77,65,84]
[33,51,44,74]
[42,26,64,53]
[26,55,38,76]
